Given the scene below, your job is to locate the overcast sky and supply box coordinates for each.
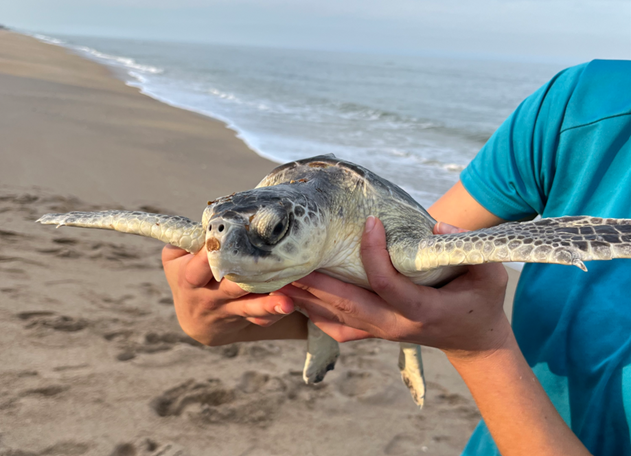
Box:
[2,0,630,62]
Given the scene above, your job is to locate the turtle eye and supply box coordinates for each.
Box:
[272,221,285,237]
[261,214,289,245]
[250,206,290,246]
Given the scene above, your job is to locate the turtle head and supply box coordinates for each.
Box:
[203,185,328,293]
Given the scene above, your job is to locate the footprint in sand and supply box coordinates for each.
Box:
[36,241,141,263]
[0,256,45,267]
[113,331,203,362]
[20,384,69,397]
[436,391,469,406]
[16,311,56,320]
[0,440,90,456]
[1,287,19,295]
[85,292,151,318]
[0,229,27,241]
[109,438,189,456]
[338,339,383,368]
[0,382,71,411]
[0,266,27,276]
[35,235,150,268]
[336,370,401,405]
[151,378,237,417]
[281,370,329,405]
[426,381,481,421]
[384,433,429,455]
[151,372,288,426]
[92,243,142,261]
[136,283,173,306]
[143,331,203,348]
[36,247,83,259]
[18,312,89,332]
[51,237,78,245]
[207,342,281,360]
[138,282,163,297]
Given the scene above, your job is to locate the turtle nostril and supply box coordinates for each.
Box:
[218,224,225,232]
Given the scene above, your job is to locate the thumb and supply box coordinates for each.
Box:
[162,244,190,264]
[184,247,214,288]
[360,216,434,310]
[360,216,406,296]
[360,216,391,270]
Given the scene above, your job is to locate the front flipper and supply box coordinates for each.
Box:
[37,211,205,253]
[399,343,425,408]
[395,216,631,273]
[303,319,340,384]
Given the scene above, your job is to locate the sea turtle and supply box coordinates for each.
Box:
[37,154,631,407]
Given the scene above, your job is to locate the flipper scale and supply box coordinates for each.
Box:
[37,210,205,253]
[412,216,631,272]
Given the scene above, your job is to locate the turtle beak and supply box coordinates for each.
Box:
[210,266,225,283]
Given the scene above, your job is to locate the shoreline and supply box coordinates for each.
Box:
[26,31,310,171]
[0,30,519,456]
[0,30,277,217]
[34,32,287,167]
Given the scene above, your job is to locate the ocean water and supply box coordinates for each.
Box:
[34,33,568,207]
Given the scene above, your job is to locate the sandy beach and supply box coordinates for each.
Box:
[0,31,520,456]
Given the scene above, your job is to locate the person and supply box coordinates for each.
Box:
[162,59,631,456]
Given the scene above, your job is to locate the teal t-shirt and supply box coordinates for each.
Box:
[460,60,631,455]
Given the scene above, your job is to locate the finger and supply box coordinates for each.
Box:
[308,312,374,343]
[215,277,255,300]
[223,292,295,319]
[286,273,392,335]
[162,245,194,289]
[361,217,434,308]
[162,244,191,263]
[433,221,469,235]
[184,248,214,288]
[281,282,344,321]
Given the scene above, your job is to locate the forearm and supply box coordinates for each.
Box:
[446,321,591,456]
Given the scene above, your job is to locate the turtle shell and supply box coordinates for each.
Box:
[257,154,435,225]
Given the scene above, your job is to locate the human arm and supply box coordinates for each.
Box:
[282,216,591,456]
[450,328,591,456]
[162,245,307,345]
[428,180,505,230]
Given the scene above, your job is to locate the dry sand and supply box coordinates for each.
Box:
[0,31,520,456]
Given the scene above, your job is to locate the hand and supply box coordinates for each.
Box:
[162,245,306,346]
[280,217,510,359]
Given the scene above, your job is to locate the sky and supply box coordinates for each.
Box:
[2,0,630,62]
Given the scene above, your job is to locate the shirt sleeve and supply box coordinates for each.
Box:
[460,63,588,221]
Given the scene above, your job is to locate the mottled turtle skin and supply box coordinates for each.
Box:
[38,154,631,407]
[202,154,442,294]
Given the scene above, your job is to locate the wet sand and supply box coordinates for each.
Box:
[0,31,519,456]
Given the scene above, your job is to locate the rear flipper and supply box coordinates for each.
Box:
[399,343,425,408]
[37,210,205,253]
[303,319,340,384]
